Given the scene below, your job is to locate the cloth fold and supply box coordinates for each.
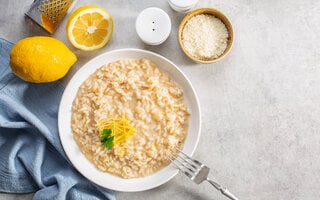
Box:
[0,38,115,200]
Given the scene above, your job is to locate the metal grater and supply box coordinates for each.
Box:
[25,0,77,33]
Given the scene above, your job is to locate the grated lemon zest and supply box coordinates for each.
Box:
[96,114,136,150]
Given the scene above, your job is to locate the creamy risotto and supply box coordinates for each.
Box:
[71,59,189,178]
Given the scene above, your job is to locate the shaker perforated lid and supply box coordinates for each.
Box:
[135,7,171,45]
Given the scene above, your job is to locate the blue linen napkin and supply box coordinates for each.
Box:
[0,38,115,200]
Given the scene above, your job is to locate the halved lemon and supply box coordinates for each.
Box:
[66,6,114,51]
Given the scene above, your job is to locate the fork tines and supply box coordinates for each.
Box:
[168,147,239,200]
[168,147,203,179]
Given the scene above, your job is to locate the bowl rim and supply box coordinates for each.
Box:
[178,7,234,64]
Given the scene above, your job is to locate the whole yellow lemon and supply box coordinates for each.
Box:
[10,36,77,83]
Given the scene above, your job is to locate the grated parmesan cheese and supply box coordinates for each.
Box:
[182,14,229,60]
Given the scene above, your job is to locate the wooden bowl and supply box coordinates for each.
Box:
[178,8,234,64]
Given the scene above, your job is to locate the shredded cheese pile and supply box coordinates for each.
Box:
[182,14,229,60]
[96,115,136,148]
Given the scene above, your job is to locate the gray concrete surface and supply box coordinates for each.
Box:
[1,0,320,199]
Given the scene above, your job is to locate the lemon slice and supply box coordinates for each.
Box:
[67,6,114,51]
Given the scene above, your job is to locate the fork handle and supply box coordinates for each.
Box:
[206,178,239,200]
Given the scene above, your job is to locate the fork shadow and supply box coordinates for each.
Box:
[150,175,219,200]
[173,182,218,200]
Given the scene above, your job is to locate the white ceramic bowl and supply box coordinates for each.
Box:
[58,48,201,192]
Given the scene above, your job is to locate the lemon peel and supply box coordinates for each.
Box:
[96,114,136,150]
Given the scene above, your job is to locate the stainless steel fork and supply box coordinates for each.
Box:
[169,149,239,200]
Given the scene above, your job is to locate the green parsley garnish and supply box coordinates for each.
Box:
[100,129,114,150]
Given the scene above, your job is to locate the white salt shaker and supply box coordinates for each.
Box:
[135,7,171,45]
[168,0,198,12]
